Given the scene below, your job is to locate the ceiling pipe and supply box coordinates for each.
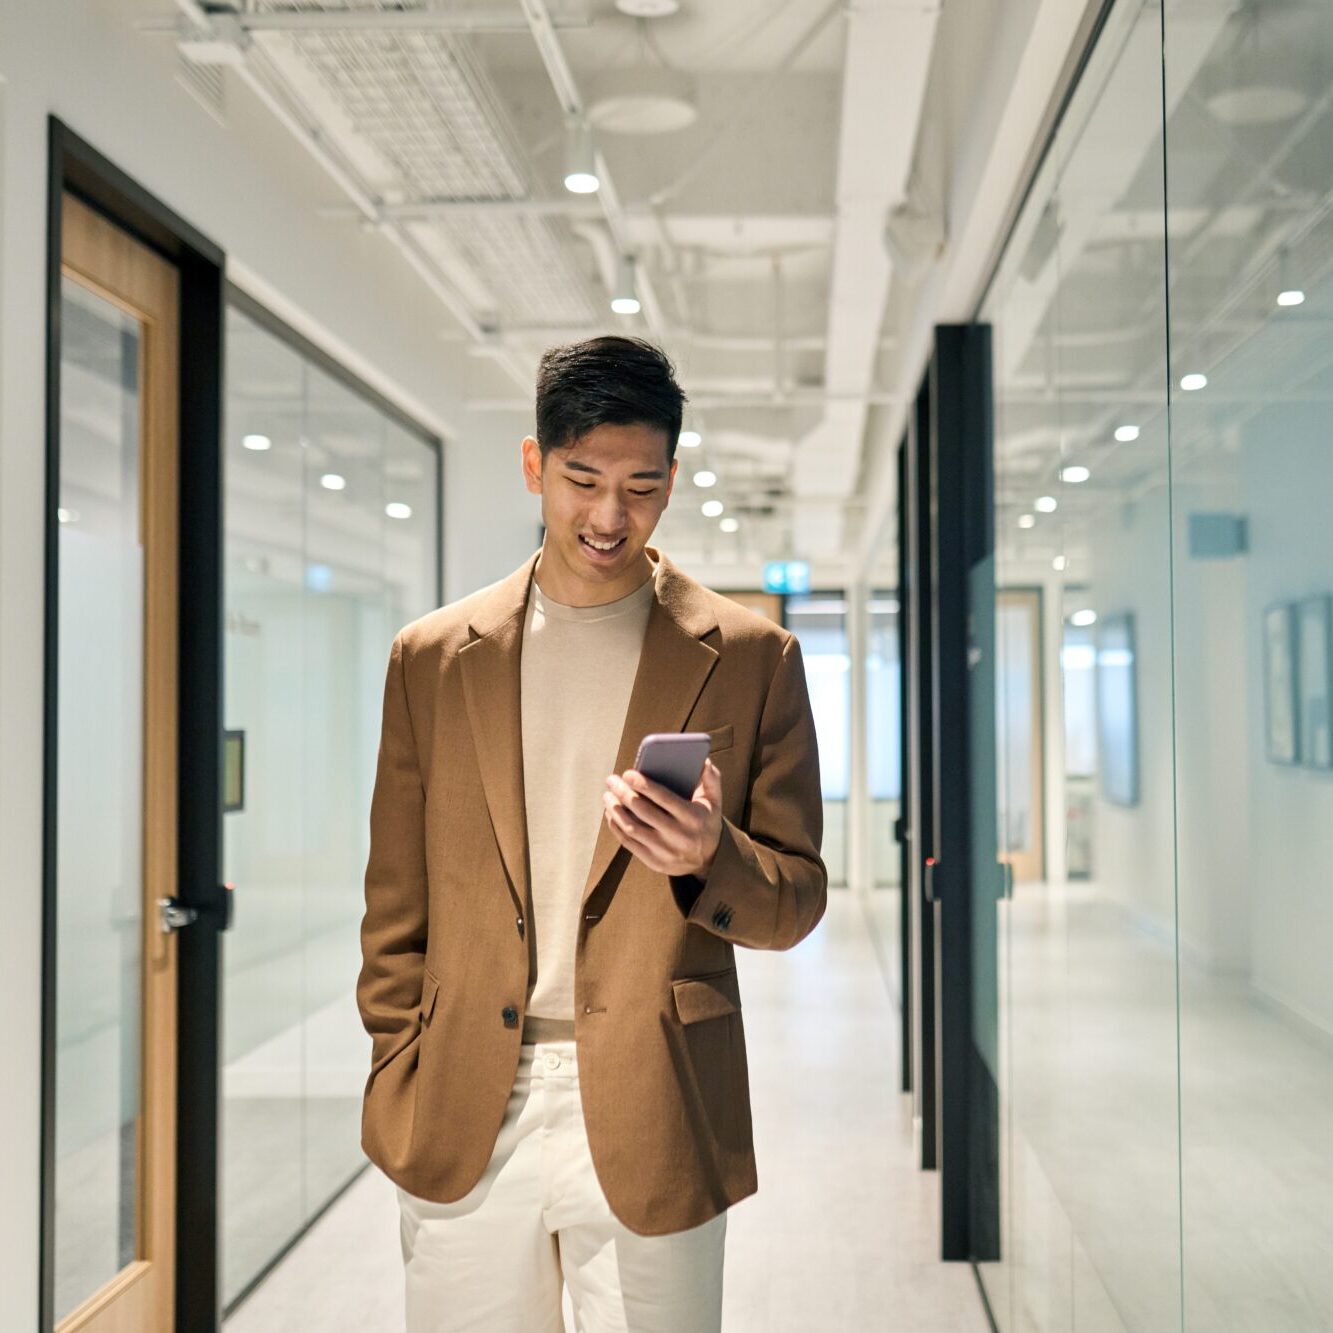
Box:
[789,0,941,560]
[518,0,671,334]
[171,0,534,392]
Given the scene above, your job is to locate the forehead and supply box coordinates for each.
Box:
[558,422,672,476]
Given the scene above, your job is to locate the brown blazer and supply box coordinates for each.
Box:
[356,544,827,1236]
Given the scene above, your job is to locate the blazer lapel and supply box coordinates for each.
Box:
[457,550,541,919]
[579,548,719,905]
[457,545,721,917]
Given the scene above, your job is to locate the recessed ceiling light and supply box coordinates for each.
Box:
[1035,495,1058,513]
[57,507,79,523]
[679,429,701,448]
[1180,373,1207,392]
[719,517,739,533]
[1061,466,1090,484]
[1071,608,1097,628]
[386,502,412,520]
[1114,424,1140,443]
[692,470,717,488]
[701,499,724,518]
[1277,289,1306,307]
[1018,514,1036,529]
[320,473,346,491]
[243,433,272,452]
[1053,555,1068,572]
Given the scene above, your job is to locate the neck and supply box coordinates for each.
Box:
[533,540,656,607]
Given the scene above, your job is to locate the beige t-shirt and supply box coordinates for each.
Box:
[520,558,656,1032]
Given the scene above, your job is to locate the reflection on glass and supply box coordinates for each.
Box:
[1166,2,1333,1327]
[981,0,1333,1327]
[867,593,903,887]
[220,305,441,1308]
[983,3,1182,1328]
[786,594,850,887]
[54,278,144,1321]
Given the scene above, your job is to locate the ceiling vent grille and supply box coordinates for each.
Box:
[257,8,599,328]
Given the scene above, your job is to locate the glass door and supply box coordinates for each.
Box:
[996,589,1045,885]
[47,191,180,1331]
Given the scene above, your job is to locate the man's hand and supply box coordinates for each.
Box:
[603,758,723,879]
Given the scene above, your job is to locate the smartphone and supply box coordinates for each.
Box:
[632,732,711,800]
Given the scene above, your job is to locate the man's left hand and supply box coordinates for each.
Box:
[603,758,723,880]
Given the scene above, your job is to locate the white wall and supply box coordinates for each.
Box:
[0,2,541,1319]
[1084,477,1253,972]
[1240,405,1333,1038]
[1085,483,1184,937]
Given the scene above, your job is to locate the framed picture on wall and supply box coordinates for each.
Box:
[1297,596,1332,769]
[1096,611,1139,807]
[1263,603,1300,765]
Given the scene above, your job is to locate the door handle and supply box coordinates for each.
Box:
[923,855,939,903]
[157,882,235,933]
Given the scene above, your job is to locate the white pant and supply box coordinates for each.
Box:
[396,1039,727,1332]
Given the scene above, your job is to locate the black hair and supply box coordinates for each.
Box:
[535,335,687,465]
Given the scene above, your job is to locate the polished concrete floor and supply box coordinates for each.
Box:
[223,887,988,1332]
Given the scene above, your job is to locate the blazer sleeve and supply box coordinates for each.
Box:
[356,630,429,1075]
[672,631,828,950]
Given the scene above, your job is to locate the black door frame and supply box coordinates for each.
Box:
[928,323,999,1263]
[44,118,227,1333]
[904,373,939,1170]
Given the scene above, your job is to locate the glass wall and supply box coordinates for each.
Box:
[979,0,1333,1329]
[786,593,850,887]
[220,299,441,1308]
[867,591,903,888]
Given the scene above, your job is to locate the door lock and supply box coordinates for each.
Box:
[157,882,235,933]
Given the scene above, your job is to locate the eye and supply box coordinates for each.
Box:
[570,480,594,489]
[631,489,656,496]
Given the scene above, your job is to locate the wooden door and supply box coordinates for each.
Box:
[49,191,180,1333]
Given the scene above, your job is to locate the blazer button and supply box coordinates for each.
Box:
[501,1005,519,1028]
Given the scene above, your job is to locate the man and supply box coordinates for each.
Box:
[356,335,827,1332]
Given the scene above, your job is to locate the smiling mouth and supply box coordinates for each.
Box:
[580,534,626,554]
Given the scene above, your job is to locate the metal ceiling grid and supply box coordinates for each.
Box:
[272,16,598,327]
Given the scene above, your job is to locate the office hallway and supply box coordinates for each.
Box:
[223,889,989,1332]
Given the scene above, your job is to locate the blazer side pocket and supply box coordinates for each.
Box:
[672,967,741,1024]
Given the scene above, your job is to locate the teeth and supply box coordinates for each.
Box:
[583,536,622,551]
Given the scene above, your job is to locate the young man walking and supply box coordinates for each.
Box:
[356,335,827,1332]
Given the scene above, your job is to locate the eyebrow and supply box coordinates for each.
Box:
[564,460,668,480]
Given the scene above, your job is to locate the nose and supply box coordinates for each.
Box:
[590,495,627,532]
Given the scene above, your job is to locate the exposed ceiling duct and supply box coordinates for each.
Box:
[789,0,940,560]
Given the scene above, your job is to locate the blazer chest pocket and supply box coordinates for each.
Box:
[672,967,741,1025]
[705,724,733,753]
[419,966,440,1026]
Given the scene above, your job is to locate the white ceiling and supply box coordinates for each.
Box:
[167,0,957,583]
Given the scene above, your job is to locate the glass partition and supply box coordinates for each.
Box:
[1163,2,1333,1327]
[220,298,441,1309]
[976,0,1333,1327]
[982,2,1182,1327]
[786,593,850,887]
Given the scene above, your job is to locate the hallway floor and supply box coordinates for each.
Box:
[223,889,989,1332]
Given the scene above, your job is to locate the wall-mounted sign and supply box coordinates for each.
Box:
[762,560,811,595]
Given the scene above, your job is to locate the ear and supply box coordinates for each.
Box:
[521,436,543,494]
